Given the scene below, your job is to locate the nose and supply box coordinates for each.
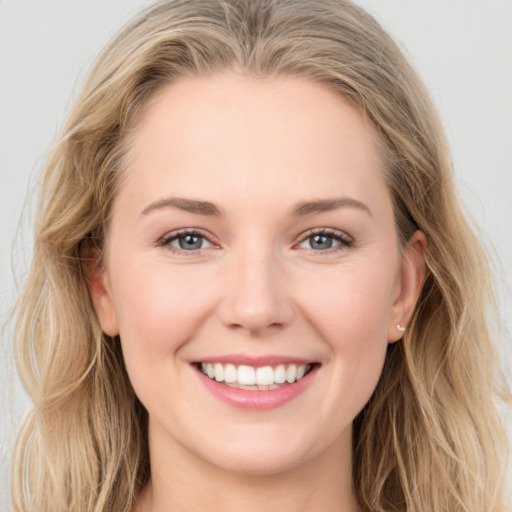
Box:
[217,245,294,335]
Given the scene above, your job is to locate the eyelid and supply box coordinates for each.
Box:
[158,228,219,253]
[156,227,352,254]
[295,227,353,252]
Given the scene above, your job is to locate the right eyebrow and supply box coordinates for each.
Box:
[141,197,223,216]
[289,197,372,217]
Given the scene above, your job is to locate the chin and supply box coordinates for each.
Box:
[204,444,312,477]
[187,422,343,477]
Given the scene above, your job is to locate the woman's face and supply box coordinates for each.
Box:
[91,73,425,475]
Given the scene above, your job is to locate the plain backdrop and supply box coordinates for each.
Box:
[1,0,511,509]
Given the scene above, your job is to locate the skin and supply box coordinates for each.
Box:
[90,72,426,512]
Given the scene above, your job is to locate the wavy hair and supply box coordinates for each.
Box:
[12,0,509,510]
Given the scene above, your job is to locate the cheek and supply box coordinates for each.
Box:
[299,259,396,345]
[296,259,396,404]
[110,260,215,358]
[108,260,219,410]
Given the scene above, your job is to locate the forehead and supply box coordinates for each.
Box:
[117,72,390,217]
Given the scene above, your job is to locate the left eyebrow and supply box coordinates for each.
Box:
[289,197,372,217]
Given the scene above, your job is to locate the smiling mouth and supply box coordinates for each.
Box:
[195,362,318,391]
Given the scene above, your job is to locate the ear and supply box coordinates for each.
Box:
[388,231,427,343]
[85,249,119,337]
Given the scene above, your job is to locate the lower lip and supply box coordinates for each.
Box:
[195,366,319,411]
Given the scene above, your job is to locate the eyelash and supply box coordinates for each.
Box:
[296,228,353,254]
[158,228,353,255]
[158,228,215,254]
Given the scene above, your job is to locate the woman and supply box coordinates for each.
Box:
[11,1,510,511]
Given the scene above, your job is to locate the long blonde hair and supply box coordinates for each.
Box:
[12,1,509,510]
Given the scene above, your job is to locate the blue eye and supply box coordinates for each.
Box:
[298,230,352,252]
[174,233,205,250]
[308,234,336,250]
[160,230,213,252]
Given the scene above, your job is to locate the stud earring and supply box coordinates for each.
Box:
[396,324,406,332]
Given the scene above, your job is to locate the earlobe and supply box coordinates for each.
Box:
[388,230,427,343]
[85,250,120,337]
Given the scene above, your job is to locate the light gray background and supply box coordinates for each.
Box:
[1,0,511,509]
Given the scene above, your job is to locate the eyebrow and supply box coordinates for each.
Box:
[290,197,372,217]
[141,196,371,218]
[141,197,222,216]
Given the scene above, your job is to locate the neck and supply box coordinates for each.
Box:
[134,418,359,512]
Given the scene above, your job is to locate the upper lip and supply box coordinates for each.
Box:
[191,354,317,367]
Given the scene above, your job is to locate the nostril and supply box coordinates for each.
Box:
[219,296,295,335]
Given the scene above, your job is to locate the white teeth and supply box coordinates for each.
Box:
[224,363,237,383]
[286,365,297,383]
[199,362,312,387]
[296,365,307,380]
[256,366,274,386]
[237,365,256,385]
[214,363,224,382]
[274,364,286,384]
